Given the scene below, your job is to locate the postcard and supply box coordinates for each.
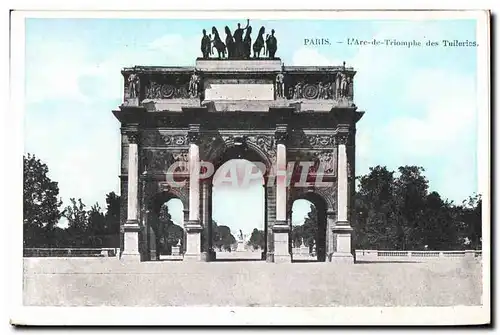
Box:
[10,9,490,326]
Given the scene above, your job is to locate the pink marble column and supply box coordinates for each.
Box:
[272,125,291,263]
[122,131,141,261]
[331,133,353,263]
[184,125,203,261]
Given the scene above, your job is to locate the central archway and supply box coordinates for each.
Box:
[208,140,270,261]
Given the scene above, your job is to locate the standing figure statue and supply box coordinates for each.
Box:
[224,26,235,59]
[211,27,226,59]
[252,26,266,58]
[243,26,252,59]
[318,81,324,99]
[266,29,278,58]
[339,72,348,98]
[293,82,302,99]
[239,229,244,241]
[347,76,353,99]
[335,72,342,99]
[189,71,200,98]
[128,73,140,99]
[200,29,211,59]
[208,34,213,56]
[275,72,285,98]
[323,82,331,99]
[233,19,250,58]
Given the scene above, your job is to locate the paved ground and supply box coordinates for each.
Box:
[23,257,483,307]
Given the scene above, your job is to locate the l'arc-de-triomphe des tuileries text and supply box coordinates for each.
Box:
[113,21,364,263]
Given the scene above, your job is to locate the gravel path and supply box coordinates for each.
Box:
[23,257,483,307]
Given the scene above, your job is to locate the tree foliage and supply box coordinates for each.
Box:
[248,228,265,250]
[23,154,121,248]
[23,154,63,247]
[353,165,482,250]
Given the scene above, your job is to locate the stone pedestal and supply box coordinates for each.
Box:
[184,221,203,262]
[196,59,282,72]
[273,222,291,263]
[330,225,354,263]
[237,240,246,252]
[171,245,181,256]
[121,221,141,261]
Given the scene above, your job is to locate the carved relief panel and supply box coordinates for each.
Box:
[284,71,354,102]
[141,149,189,173]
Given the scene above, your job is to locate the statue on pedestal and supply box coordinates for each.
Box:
[127,73,140,99]
[188,71,200,98]
[210,27,227,59]
[200,29,211,59]
[225,26,235,59]
[233,19,250,58]
[266,29,278,59]
[243,26,252,59]
[201,21,277,59]
[252,26,266,58]
[275,72,285,98]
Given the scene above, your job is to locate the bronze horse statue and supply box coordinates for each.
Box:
[252,26,266,58]
[211,26,226,59]
[224,26,235,59]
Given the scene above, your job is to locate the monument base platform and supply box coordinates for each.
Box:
[329,252,354,264]
[183,253,203,262]
[120,252,141,262]
[274,253,292,263]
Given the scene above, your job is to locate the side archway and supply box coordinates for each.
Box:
[147,191,186,260]
[289,189,329,262]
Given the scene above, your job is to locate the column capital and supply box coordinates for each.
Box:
[122,125,140,144]
[188,124,201,144]
[126,132,139,144]
[336,132,350,146]
[275,124,288,145]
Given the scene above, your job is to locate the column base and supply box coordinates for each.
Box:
[184,220,202,262]
[272,223,291,263]
[122,220,141,262]
[183,253,203,262]
[120,252,141,262]
[274,254,292,263]
[150,250,157,261]
[266,252,274,263]
[329,252,354,264]
[200,251,214,262]
[261,251,267,261]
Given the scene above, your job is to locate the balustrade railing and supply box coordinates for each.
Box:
[24,248,119,258]
[355,249,481,260]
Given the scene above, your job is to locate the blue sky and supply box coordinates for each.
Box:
[24,18,479,234]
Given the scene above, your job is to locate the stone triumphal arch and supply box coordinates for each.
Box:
[113,28,364,263]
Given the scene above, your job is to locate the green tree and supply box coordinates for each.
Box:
[87,203,106,246]
[460,194,482,249]
[420,192,461,250]
[248,228,265,250]
[156,203,174,255]
[104,192,120,235]
[63,198,88,246]
[354,166,398,249]
[213,225,236,251]
[23,154,63,247]
[302,205,318,250]
[392,166,429,249]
